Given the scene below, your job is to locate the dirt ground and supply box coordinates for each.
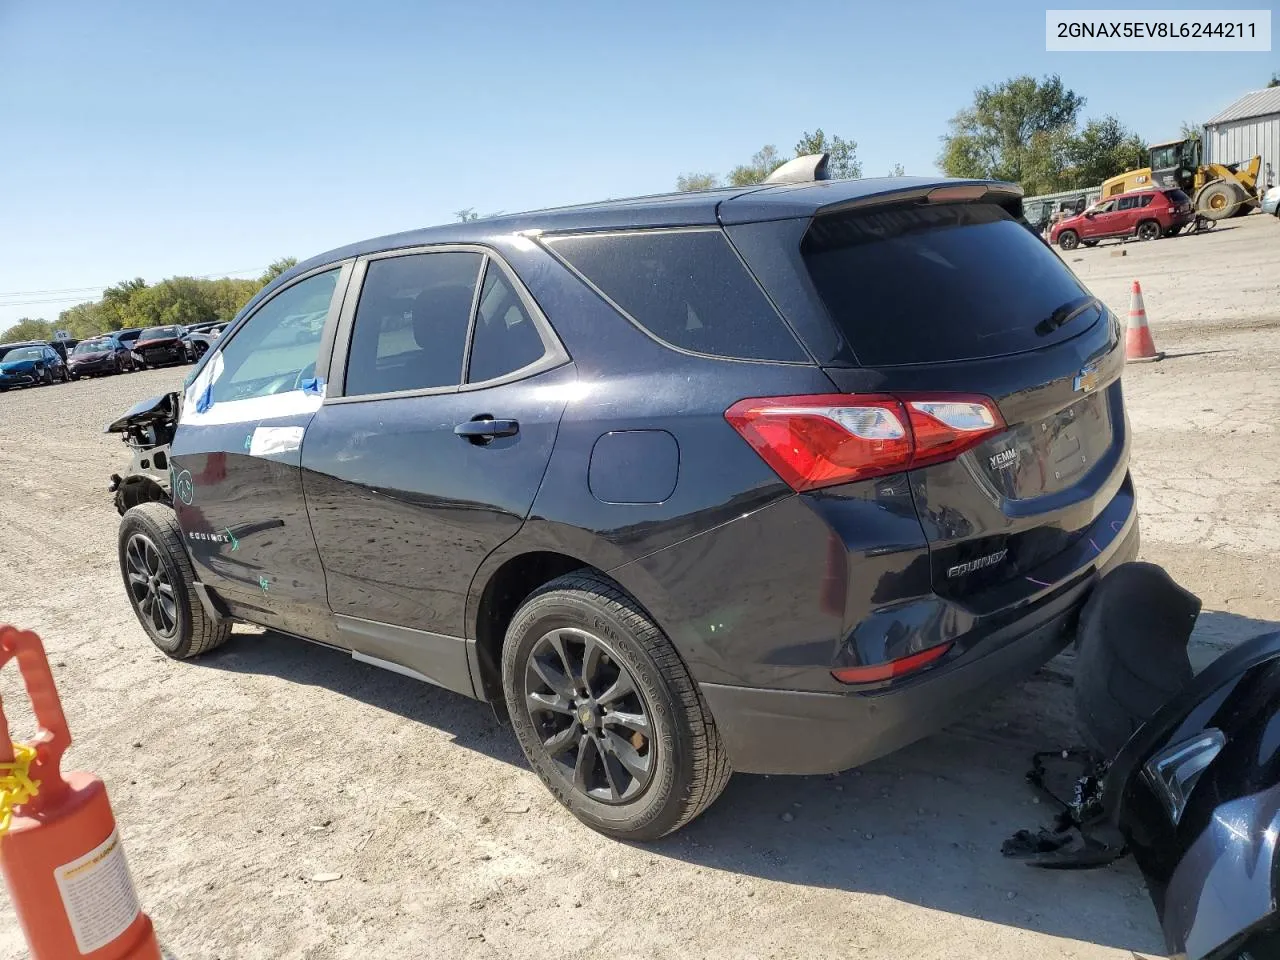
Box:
[1,212,1278,959]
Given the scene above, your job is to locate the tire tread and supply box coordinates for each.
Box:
[124,502,231,658]
[512,570,731,837]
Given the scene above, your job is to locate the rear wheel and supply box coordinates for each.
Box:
[1057,230,1079,251]
[502,571,731,840]
[1136,220,1161,242]
[118,502,231,659]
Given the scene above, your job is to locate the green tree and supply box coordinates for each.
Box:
[728,144,786,186]
[259,258,297,285]
[57,301,114,339]
[887,162,906,177]
[794,129,861,179]
[1068,116,1146,188]
[1179,120,1202,141]
[939,74,1086,185]
[676,172,720,192]
[0,317,53,342]
[454,208,479,222]
[1268,72,1279,88]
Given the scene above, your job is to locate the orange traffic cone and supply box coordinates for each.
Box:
[0,625,161,960]
[1125,280,1163,363]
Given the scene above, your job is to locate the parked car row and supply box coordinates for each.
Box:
[1050,187,1195,250]
[0,322,227,391]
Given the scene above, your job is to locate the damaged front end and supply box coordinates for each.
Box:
[1004,563,1280,959]
[105,391,180,515]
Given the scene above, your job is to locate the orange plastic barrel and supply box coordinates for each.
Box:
[0,625,161,959]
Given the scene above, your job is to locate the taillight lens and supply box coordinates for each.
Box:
[726,392,1004,492]
[831,642,953,684]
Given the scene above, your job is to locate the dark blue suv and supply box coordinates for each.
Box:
[110,159,1137,839]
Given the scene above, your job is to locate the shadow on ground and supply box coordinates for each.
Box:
[192,609,1280,955]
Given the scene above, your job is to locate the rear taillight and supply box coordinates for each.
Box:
[831,642,953,684]
[725,392,1004,492]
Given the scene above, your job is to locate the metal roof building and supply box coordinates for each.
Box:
[1203,87,1280,191]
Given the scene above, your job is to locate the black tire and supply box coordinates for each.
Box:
[1074,562,1200,758]
[39,366,52,385]
[1057,230,1080,251]
[1136,219,1161,241]
[1196,180,1242,221]
[118,502,231,659]
[502,570,731,840]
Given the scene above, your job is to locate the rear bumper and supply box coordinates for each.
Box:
[700,501,1140,775]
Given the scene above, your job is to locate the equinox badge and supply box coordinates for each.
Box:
[947,549,1008,578]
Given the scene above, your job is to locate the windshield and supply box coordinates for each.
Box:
[139,326,179,340]
[74,340,112,354]
[3,347,43,362]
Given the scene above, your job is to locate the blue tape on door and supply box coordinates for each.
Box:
[300,377,325,396]
[195,383,213,414]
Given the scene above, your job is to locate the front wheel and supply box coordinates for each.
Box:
[502,571,731,840]
[1136,220,1161,242]
[1196,180,1243,222]
[118,502,231,659]
[1058,230,1079,251]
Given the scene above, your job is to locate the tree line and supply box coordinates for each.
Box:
[673,72,1265,197]
[1,258,298,344]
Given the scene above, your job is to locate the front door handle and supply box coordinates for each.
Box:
[454,417,519,443]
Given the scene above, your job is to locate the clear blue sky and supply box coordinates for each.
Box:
[0,0,1273,329]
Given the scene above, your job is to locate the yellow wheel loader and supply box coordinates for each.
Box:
[1101,137,1263,221]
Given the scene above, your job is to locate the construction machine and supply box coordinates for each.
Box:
[1100,136,1263,220]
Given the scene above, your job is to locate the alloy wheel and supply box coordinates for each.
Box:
[125,533,178,638]
[523,627,654,804]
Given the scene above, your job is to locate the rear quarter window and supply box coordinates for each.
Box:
[802,203,1094,366]
[543,228,806,362]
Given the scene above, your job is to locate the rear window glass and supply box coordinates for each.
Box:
[1163,189,1190,204]
[802,203,1093,366]
[545,229,806,362]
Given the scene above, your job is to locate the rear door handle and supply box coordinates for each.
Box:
[454,417,519,442]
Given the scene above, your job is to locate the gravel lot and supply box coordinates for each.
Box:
[1,212,1277,959]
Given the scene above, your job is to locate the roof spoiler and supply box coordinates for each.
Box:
[817,180,1025,218]
[764,153,830,185]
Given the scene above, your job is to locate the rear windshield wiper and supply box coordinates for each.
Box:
[1036,296,1099,337]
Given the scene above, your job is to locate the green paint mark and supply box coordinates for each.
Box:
[259,575,270,594]
[244,434,252,451]
[225,527,239,552]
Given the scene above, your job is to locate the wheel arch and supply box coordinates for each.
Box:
[470,548,653,701]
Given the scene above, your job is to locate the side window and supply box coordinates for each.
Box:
[210,269,339,404]
[1116,197,1136,211]
[344,252,483,397]
[466,262,548,383]
[1098,200,1116,213]
[544,229,806,362]
[1140,194,1155,207]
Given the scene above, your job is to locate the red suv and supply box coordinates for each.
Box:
[1051,188,1193,250]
